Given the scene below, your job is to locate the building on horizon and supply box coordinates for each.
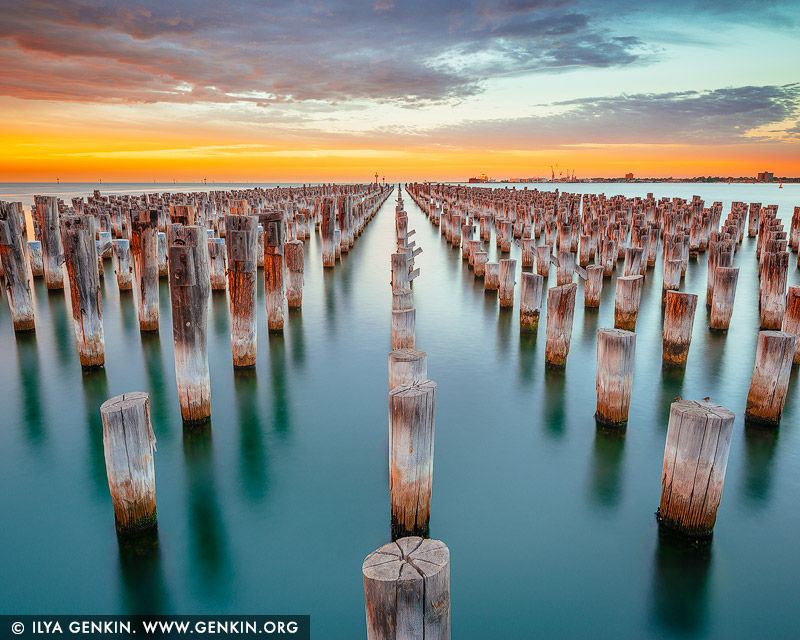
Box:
[625,172,634,181]
[757,171,774,182]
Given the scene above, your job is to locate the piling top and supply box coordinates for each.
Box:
[363,537,449,582]
[670,399,734,422]
[759,330,794,341]
[597,327,635,339]
[100,391,150,414]
[389,379,436,399]
[389,348,427,362]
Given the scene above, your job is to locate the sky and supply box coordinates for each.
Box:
[1,0,799,182]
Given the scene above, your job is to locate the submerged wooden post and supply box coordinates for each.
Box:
[100,392,157,534]
[474,251,488,277]
[662,291,698,367]
[61,215,104,368]
[498,258,516,307]
[520,272,543,331]
[389,380,436,539]
[658,399,734,536]
[484,262,499,291]
[35,195,64,289]
[392,309,416,349]
[545,283,577,367]
[0,202,35,331]
[709,267,738,331]
[363,537,450,640]
[28,240,44,277]
[782,287,800,365]
[285,239,304,309]
[112,239,133,290]
[536,245,551,277]
[556,250,574,286]
[225,214,259,367]
[388,348,427,389]
[760,251,788,330]
[130,210,159,332]
[614,275,643,331]
[745,331,795,426]
[321,198,336,268]
[157,232,168,277]
[208,237,227,290]
[584,264,603,308]
[169,225,211,423]
[595,328,636,426]
[261,212,285,331]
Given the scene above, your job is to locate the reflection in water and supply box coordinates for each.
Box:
[47,288,72,370]
[497,307,513,357]
[588,425,626,509]
[118,290,137,339]
[141,331,170,441]
[183,424,231,599]
[268,332,290,438]
[581,307,599,349]
[81,367,109,497]
[211,290,228,340]
[657,367,685,431]
[704,325,728,388]
[117,527,171,615]
[651,525,713,636]
[16,331,44,447]
[742,421,779,507]
[234,368,269,502]
[518,331,538,385]
[287,309,306,369]
[543,367,566,439]
[322,267,337,333]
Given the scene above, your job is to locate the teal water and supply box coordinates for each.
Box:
[0,182,799,638]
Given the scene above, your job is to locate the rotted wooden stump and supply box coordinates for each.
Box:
[709,267,739,331]
[614,275,643,331]
[130,210,160,332]
[260,212,285,331]
[35,195,64,289]
[0,202,35,331]
[169,225,211,423]
[781,287,800,364]
[363,537,450,640]
[623,247,643,278]
[28,240,44,277]
[521,238,535,268]
[100,392,157,535]
[520,272,543,331]
[61,215,105,368]
[759,251,788,330]
[536,245,551,277]
[584,264,603,308]
[662,291,698,368]
[657,400,734,536]
[157,232,168,277]
[556,250,574,286]
[226,215,259,368]
[112,239,133,290]
[745,331,795,426]
[208,237,227,291]
[474,251,488,278]
[321,198,336,268]
[662,259,681,299]
[285,239,305,309]
[579,235,590,267]
[392,309,416,349]
[595,328,636,426]
[545,283,577,368]
[389,380,436,539]
[388,349,427,389]
[498,258,516,307]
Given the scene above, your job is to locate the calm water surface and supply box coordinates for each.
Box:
[1,182,799,639]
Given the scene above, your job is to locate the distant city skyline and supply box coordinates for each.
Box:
[1,0,799,181]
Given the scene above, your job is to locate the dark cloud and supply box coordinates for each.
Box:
[0,0,651,104]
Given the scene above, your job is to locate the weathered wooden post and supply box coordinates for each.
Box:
[474,251,488,277]
[585,264,603,308]
[521,238,535,268]
[579,235,591,267]
[614,275,643,331]
[760,251,788,330]
[28,240,44,277]
[61,215,104,368]
[0,201,35,331]
[130,209,159,332]
[782,287,800,365]
[321,198,336,268]
[745,331,795,426]
[536,245,551,277]
[484,262,499,291]
[556,250,574,286]
[595,328,636,426]
[662,259,682,299]
[169,225,211,423]
[112,239,133,290]
[662,291,697,367]
[709,267,738,331]
[363,537,450,640]
[499,258,516,307]
[285,239,304,308]
[657,399,734,536]
[520,272,543,331]
[208,237,227,290]
[545,283,577,367]
[388,348,427,389]
[157,232,169,276]
[35,195,64,289]
[391,309,416,349]
[389,380,436,538]
[226,214,259,367]
[260,212,285,331]
[100,392,157,534]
